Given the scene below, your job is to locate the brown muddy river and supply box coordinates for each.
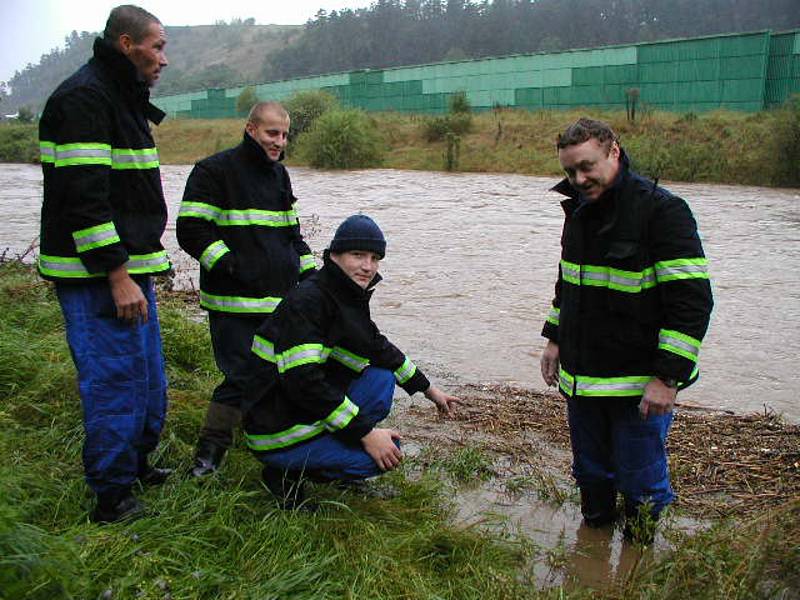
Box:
[4,163,798,422]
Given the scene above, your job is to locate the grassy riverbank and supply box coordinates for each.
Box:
[3,101,798,186]
[1,261,798,598]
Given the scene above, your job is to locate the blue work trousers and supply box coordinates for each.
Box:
[56,278,167,495]
[567,396,675,514]
[259,367,396,482]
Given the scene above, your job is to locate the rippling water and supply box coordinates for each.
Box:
[3,163,798,422]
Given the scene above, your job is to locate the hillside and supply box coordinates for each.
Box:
[2,21,301,115]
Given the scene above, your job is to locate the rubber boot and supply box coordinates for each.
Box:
[190,439,227,478]
[191,403,241,477]
[580,482,618,528]
[261,466,311,511]
[91,489,144,524]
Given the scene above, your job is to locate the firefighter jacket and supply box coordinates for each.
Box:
[176,133,315,315]
[242,252,430,452]
[38,37,169,281]
[541,151,713,399]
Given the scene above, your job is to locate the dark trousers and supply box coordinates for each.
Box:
[258,367,396,481]
[56,278,167,496]
[200,312,264,448]
[567,396,675,516]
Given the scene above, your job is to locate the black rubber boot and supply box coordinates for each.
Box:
[261,466,311,511]
[190,439,227,478]
[137,454,173,486]
[91,489,145,524]
[580,483,618,528]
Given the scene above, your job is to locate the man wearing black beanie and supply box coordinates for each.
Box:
[241,214,461,507]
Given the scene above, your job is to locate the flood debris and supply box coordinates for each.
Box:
[398,383,800,519]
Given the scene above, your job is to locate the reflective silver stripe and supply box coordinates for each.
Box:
[330,347,370,372]
[54,144,112,167]
[564,262,657,293]
[200,240,230,271]
[547,306,560,326]
[216,209,298,227]
[111,148,159,169]
[38,252,169,278]
[245,396,359,451]
[39,142,55,163]
[252,335,277,363]
[72,222,120,253]
[658,329,701,362]
[199,291,282,314]
[179,202,221,221]
[654,258,709,282]
[561,260,580,285]
[278,344,330,372]
[177,202,298,227]
[559,368,651,398]
[127,253,170,273]
[299,254,316,273]
[323,396,360,431]
[246,423,325,450]
[394,357,416,384]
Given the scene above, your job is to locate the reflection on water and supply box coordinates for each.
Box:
[2,163,798,422]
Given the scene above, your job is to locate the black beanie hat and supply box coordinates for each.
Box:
[329,214,386,258]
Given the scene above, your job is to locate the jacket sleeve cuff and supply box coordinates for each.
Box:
[200,240,232,272]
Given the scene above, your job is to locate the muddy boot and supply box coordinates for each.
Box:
[190,403,241,477]
[261,466,312,511]
[91,489,145,524]
[580,483,618,528]
[190,439,227,478]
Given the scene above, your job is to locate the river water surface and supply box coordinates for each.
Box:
[2,163,798,422]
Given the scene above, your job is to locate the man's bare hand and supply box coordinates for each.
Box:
[361,428,403,471]
[424,385,462,416]
[540,340,560,387]
[108,264,147,323]
[639,377,678,419]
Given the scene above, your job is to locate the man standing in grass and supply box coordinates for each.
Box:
[177,102,315,477]
[539,118,713,542]
[38,5,171,523]
[242,215,460,508]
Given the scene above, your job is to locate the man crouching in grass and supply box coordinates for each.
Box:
[241,214,461,508]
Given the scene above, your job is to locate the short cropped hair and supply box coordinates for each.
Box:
[247,101,289,125]
[104,5,161,44]
[556,117,619,151]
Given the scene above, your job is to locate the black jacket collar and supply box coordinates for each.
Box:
[90,37,165,125]
[319,251,381,304]
[241,131,283,169]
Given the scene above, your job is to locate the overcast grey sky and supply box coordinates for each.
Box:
[0,0,371,84]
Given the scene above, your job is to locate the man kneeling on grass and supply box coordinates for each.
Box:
[241,214,461,507]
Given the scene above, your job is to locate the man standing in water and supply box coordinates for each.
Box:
[177,102,315,477]
[539,118,713,542]
[242,215,461,508]
[38,5,171,523]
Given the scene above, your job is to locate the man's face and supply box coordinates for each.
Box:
[121,22,168,87]
[330,250,381,290]
[558,138,621,202]
[245,111,290,161]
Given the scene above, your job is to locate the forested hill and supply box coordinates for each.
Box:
[3,20,301,114]
[4,0,799,115]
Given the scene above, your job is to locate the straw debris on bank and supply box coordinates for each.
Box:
[403,383,800,519]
